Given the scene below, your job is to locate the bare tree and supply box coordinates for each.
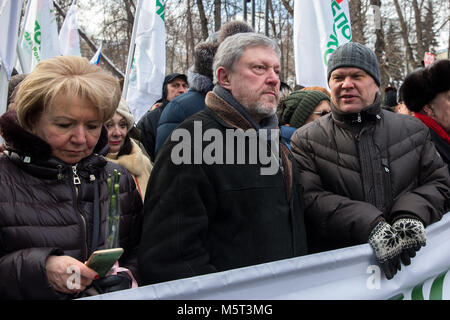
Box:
[214,0,222,31]
[196,0,209,40]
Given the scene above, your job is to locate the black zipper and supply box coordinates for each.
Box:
[71,165,88,261]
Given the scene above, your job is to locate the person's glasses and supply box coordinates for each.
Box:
[312,110,330,116]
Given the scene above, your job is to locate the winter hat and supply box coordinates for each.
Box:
[281,90,330,128]
[402,59,450,112]
[193,41,219,79]
[115,97,134,131]
[327,42,381,86]
[217,20,254,44]
[384,86,397,108]
[161,73,187,104]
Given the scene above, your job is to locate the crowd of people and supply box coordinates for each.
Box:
[0,20,449,299]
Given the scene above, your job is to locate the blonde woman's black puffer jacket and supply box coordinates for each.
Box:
[0,110,143,300]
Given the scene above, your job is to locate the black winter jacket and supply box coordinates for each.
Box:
[0,110,143,300]
[291,98,450,253]
[138,90,308,285]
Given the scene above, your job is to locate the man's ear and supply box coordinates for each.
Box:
[217,67,232,90]
[423,104,433,117]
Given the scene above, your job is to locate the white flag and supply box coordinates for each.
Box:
[59,1,81,56]
[90,41,102,65]
[294,0,352,88]
[19,0,60,74]
[126,0,166,123]
[0,0,23,79]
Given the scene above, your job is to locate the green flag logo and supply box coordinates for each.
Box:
[156,0,165,21]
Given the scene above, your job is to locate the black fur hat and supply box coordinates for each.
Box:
[217,20,254,44]
[193,41,219,79]
[402,59,450,112]
[428,59,450,97]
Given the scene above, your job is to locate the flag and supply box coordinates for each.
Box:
[18,0,60,74]
[59,0,81,56]
[125,0,166,123]
[0,0,23,79]
[90,41,102,65]
[294,0,352,88]
[0,0,23,117]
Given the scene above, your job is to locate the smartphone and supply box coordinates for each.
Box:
[85,248,124,277]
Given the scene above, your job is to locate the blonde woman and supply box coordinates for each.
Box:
[0,56,143,299]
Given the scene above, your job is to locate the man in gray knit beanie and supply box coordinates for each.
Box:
[290,42,450,281]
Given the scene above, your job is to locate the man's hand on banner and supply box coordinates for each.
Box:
[368,221,403,280]
[392,218,426,266]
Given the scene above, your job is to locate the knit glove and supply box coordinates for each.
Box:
[392,218,426,266]
[368,221,403,280]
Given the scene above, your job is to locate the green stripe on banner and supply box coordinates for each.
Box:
[429,272,447,300]
[411,283,425,300]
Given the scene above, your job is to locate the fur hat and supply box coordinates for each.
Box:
[115,97,134,131]
[217,20,254,44]
[193,41,219,79]
[327,42,380,86]
[402,59,450,112]
[281,90,330,128]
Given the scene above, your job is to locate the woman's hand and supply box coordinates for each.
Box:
[45,255,99,295]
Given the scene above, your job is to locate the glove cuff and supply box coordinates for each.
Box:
[368,221,402,262]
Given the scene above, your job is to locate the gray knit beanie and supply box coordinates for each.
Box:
[281,90,330,128]
[327,42,380,86]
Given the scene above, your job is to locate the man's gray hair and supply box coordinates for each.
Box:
[213,32,281,84]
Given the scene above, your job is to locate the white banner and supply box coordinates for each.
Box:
[83,213,450,300]
[125,0,166,123]
[59,0,81,57]
[294,0,352,88]
[0,0,23,79]
[18,0,60,74]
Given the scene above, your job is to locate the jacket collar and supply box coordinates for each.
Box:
[331,93,382,127]
[0,109,109,178]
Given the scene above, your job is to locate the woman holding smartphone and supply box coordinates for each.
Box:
[0,56,143,299]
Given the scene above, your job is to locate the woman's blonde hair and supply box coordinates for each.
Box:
[14,55,121,131]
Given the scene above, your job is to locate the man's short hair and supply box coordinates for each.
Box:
[213,32,281,84]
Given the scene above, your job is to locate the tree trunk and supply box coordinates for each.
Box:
[186,0,195,61]
[214,0,221,32]
[392,0,418,70]
[349,0,366,44]
[196,0,209,40]
[412,0,425,63]
[370,0,387,88]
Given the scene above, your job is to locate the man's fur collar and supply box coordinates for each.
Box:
[205,91,254,130]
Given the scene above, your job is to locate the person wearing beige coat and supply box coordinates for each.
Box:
[106,98,152,201]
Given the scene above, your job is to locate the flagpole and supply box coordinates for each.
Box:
[122,0,143,98]
[16,0,32,73]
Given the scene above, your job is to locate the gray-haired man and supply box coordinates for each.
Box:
[291,42,450,280]
[138,33,308,285]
